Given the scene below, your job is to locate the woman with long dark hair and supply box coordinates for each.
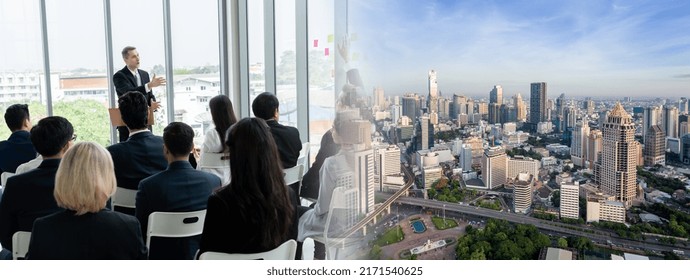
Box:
[198,95,237,185]
[199,117,297,254]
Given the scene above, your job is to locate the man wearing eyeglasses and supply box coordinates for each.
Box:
[113,46,165,142]
[0,104,36,177]
[0,116,75,260]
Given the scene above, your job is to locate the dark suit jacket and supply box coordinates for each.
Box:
[113,66,156,142]
[301,130,339,200]
[26,209,147,260]
[198,186,299,256]
[266,120,302,169]
[107,131,167,191]
[135,161,220,260]
[0,131,36,174]
[0,159,62,251]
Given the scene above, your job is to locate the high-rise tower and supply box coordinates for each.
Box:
[428,70,438,114]
[596,102,637,208]
[529,82,547,129]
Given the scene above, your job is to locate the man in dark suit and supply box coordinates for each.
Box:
[0,104,36,175]
[107,92,167,214]
[113,46,165,142]
[0,116,74,258]
[135,122,220,260]
[252,92,302,169]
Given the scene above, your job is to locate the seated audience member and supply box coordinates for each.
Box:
[107,92,167,213]
[199,118,298,255]
[26,142,147,260]
[298,111,360,247]
[251,92,302,170]
[0,116,74,259]
[198,95,237,186]
[136,122,221,260]
[0,104,37,175]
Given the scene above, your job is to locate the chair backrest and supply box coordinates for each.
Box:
[12,231,31,260]
[283,164,304,186]
[146,210,207,251]
[198,239,297,260]
[112,187,137,209]
[297,142,310,173]
[199,152,230,169]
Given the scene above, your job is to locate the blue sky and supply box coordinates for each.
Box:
[349,0,690,98]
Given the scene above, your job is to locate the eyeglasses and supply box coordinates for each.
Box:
[71,134,78,141]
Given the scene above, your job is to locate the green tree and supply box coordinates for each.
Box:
[277,50,296,85]
[557,237,568,248]
[369,244,382,260]
[53,100,111,147]
[470,249,487,260]
[551,190,560,207]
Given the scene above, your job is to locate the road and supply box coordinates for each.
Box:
[393,196,690,255]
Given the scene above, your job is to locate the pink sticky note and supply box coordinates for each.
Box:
[313,39,318,48]
[324,48,330,56]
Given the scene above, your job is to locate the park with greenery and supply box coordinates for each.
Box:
[431,216,458,230]
[374,225,404,247]
[456,219,551,260]
[427,179,478,203]
[637,167,687,195]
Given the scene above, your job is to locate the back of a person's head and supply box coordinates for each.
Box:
[225,117,293,248]
[118,91,148,130]
[251,92,279,120]
[55,142,116,215]
[163,122,194,158]
[30,116,74,157]
[4,103,30,132]
[209,95,237,145]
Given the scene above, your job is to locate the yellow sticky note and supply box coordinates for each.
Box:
[327,34,334,43]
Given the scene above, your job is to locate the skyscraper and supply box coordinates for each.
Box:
[571,121,590,167]
[481,146,507,189]
[529,82,547,129]
[663,105,679,139]
[643,106,662,142]
[596,102,637,208]
[512,173,533,214]
[490,85,503,105]
[453,94,467,119]
[644,125,665,166]
[414,116,434,151]
[402,94,419,120]
[514,93,526,122]
[488,103,501,124]
[428,70,438,114]
[354,148,375,215]
[373,87,385,109]
[586,129,603,170]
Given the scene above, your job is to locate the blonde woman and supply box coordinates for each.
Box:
[26,142,147,259]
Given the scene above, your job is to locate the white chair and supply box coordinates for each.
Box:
[198,239,297,260]
[283,164,304,186]
[198,152,230,169]
[12,231,31,260]
[112,187,137,210]
[146,210,207,257]
[309,173,359,260]
[297,142,310,174]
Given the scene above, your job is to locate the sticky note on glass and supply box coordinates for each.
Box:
[327,34,334,43]
[313,39,318,48]
[324,48,330,56]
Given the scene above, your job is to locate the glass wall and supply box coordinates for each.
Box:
[275,0,298,128]
[110,0,167,136]
[46,0,110,146]
[0,0,47,140]
[247,0,265,114]
[170,0,220,146]
[307,0,336,156]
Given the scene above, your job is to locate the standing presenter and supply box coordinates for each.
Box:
[113,46,165,142]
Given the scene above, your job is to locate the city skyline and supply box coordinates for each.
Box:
[350,0,690,98]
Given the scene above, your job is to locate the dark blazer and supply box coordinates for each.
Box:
[265,120,302,169]
[0,130,36,174]
[300,130,339,200]
[0,159,62,251]
[113,66,156,142]
[198,187,299,255]
[107,131,167,191]
[26,209,147,260]
[135,161,220,260]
